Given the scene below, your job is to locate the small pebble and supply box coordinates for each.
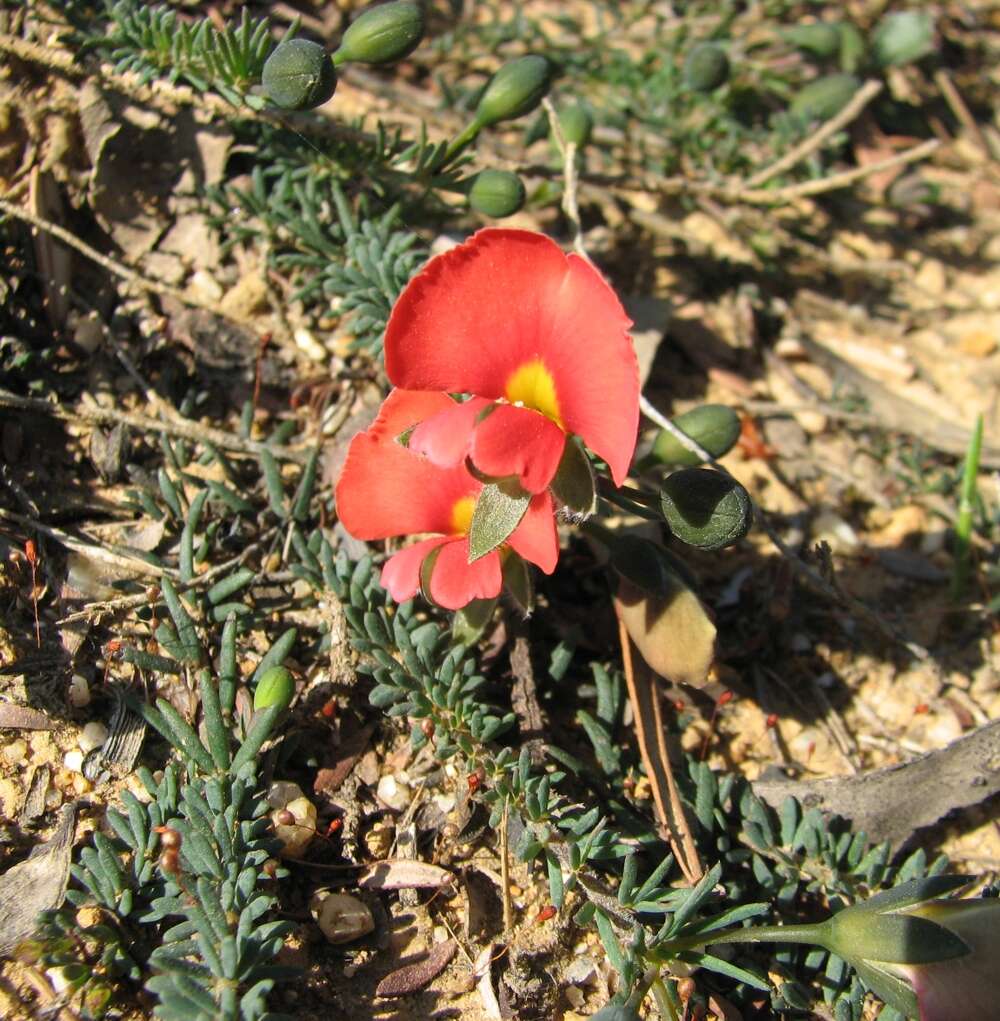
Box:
[311,891,374,944]
[67,674,90,708]
[45,788,63,810]
[63,749,84,773]
[376,774,411,812]
[2,739,28,765]
[73,775,91,796]
[79,721,108,753]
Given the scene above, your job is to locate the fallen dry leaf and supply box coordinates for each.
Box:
[358,859,454,891]
[375,939,457,998]
[0,804,76,957]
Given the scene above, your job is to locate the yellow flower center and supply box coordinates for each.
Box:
[450,495,476,535]
[504,359,563,428]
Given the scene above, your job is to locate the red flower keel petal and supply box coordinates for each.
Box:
[470,404,565,494]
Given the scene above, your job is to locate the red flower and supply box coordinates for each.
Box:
[335,389,558,609]
[384,229,639,495]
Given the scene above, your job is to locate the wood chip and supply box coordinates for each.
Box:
[358,859,453,891]
[375,938,456,998]
[0,704,56,730]
[19,765,50,824]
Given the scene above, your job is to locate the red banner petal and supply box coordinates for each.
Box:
[385,229,639,484]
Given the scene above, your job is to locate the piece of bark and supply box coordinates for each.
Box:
[0,704,56,731]
[509,632,545,763]
[0,804,76,957]
[375,939,457,997]
[752,718,1000,846]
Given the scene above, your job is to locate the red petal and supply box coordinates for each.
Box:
[427,538,502,609]
[507,491,559,573]
[380,537,449,602]
[384,229,639,484]
[409,396,491,468]
[471,404,565,494]
[336,431,478,540]
[368,388,460,443]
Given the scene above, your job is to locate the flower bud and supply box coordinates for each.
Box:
[838,22,866,73]
[784,23,842,60]
[817,877,998,1020]
[612,537,716,688]
[660,468,753,550]
[475,55,554,128]
[555,104,593,148]
[333,1,425,66]
[468,169,526,218]
[872,11,934,68]
[254,666,295,711]
[650,405,741,467]
[262,38,337,110]
[789,72,858,121]
[683,42,730,92]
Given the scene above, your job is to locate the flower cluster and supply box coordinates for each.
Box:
[336,229,639,610]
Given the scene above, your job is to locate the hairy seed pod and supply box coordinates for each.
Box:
[262,38,338,110]
[872,10,934,68]
[475,55,554,128]
[683,42,730,92]
[784,23,842,60]
[468,169,526,218]
[650,404,741,467]
[789,72,859,121]
[254,666,295,711]
[334,1,425,65]
[555,104,593,148]
[659,468,753,550]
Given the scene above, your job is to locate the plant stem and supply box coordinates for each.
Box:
[951,414,984,601]
[652,919,832,960]
[440,119,482,166]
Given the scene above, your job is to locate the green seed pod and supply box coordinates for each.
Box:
[683,42,730,92]
[660,468,753,550]
[784,23,842,60]
[838,23,866,74]
[651,404,741,467]
[555,104,593,148]
[333,1,425,66]
[262,38,337,110]
[468,169,526,218]
[475,55,554,128]
[871,11,934,68]
[254,666,295,711]
[789,72,859,121]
